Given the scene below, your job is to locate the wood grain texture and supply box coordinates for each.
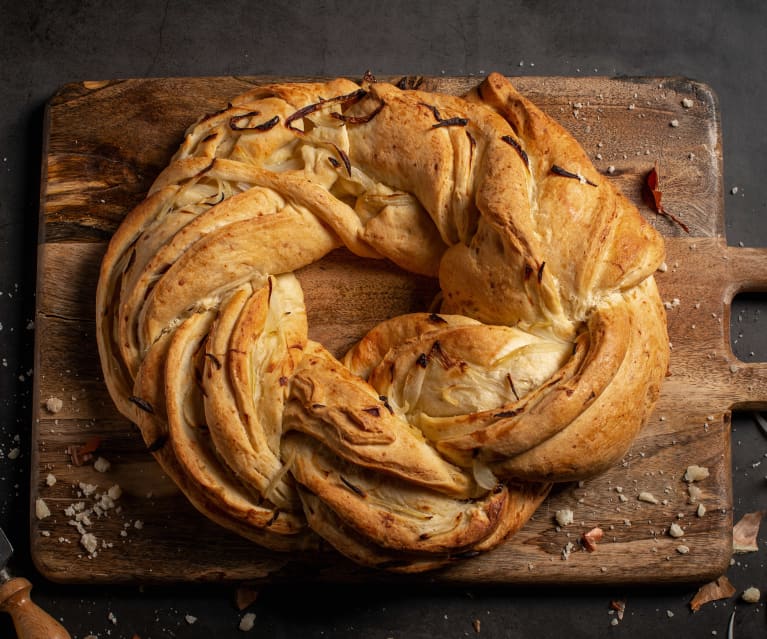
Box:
[30,75,767,585]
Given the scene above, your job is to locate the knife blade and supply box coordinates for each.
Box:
[0,526,71,639]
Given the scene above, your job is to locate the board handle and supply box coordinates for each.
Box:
[0,577,71,639]
[725,245,767,410]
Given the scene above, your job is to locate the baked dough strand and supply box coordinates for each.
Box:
[97,73,669,571]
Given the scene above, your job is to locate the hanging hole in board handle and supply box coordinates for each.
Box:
[724,245,767,411]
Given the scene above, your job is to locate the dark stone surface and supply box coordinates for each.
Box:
[1,1,764,636]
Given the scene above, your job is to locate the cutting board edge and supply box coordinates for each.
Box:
[31,73,736,586]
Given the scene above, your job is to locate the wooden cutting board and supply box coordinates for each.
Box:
[30,75,767,585]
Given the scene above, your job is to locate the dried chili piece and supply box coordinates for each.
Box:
[285,89,367,132]
[332,144,352,176]
[432,117,469,129]
[331,101,385,125]
[340,475,367,498]
[550,164,597,187]
[501,135,530,168]
[229,112,280,131]
[396,76,424,90]
[379,395,394,414]
[146,434,168,453]
[204,352,222,369]
[421,102,470,129]
[128,395,155,414]
[581,527,604,552]
[66,436,101,467]
[643,162,690,233]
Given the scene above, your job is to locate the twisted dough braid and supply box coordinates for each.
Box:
[96,73,669,571]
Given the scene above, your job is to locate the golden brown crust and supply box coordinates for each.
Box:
[96,73,669,571]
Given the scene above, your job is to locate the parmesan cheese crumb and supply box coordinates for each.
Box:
[684,465,710,482]
[45,473,57,487]
[741,587,761,603]
[670,119,679,127]
[555,509,574,527]
[668,523,684,538]
[696,503,706,517]
[239,612,256,631]
[185,614,198,624]
[45,396,63,413]
[79,482,97,497]
[676,545,690,554]
[93,457,111,473]
[80,533,98,555]
[35,498,51,520]
[688,485,703,503]
[638,492,659,504]
[682,98,694,108]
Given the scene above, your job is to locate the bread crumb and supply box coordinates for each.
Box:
[741,587,761,603]
[697,503,706,517]
[472,618,481,634]
[684,465,709,482]
[682,98,694,108]
[670,119,679,127]
[239,612,256,631]
[555,508,574,527]
[638,492,659,504]
[35,498,51,520]
[45,396,63,413]
[668,523,684,538]
[107,484,122,500]
[7,447,20,460]
[108,611,117,625]
[185,614,197,624]
[45,473,57,487]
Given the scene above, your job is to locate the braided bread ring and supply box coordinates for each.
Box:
[97,73,669,571]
